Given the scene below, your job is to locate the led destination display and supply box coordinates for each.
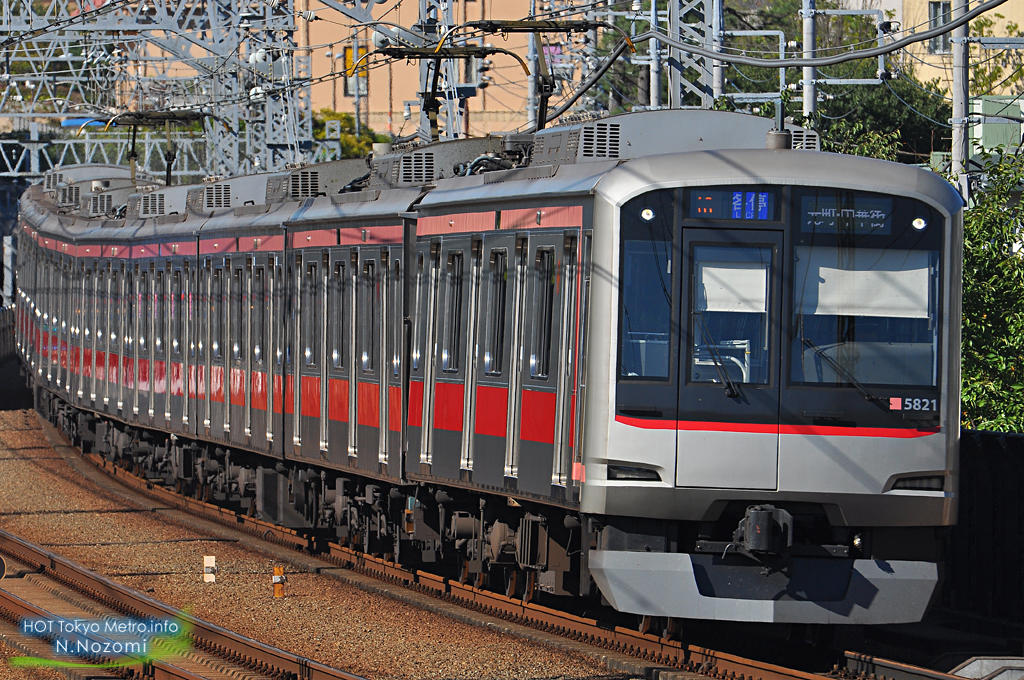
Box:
[689,189,777,221]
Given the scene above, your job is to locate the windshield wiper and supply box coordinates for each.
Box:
[697,316,740,399]
[801,338,888,410]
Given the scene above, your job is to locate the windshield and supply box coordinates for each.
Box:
[790,190,941,387]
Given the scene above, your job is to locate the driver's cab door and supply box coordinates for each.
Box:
[676,228,783,490]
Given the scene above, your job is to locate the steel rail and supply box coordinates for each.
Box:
[50,434,963,680]
[0,527,367,680]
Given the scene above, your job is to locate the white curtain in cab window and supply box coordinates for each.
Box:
[795,247,931,319]
[696,262,768,313]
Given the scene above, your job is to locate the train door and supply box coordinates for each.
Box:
[409,242,437,473]
[210,259,229,442]
[675,229,782,490]
[75,261,88,402]
[297,249,325,460]
[167,264,184,428]
[249,256,270,453]
[269,256,286,457]
[152,265,168,425]
[428,238,471,481]
[509,233,572,496]
[228,258,249,448]
[353,247,384,472]
[135,264,150,421]
[384,250,404,477]
[183,260,200,436]
[470,234,515,487]
[324,249,350,467]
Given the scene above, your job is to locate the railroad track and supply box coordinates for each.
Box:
[0,527,367,680]
[33,419,967,680]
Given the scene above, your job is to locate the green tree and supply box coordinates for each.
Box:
[960,150,1024,430]
[313,109,387,158]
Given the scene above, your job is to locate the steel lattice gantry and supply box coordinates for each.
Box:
[0,0,313,179]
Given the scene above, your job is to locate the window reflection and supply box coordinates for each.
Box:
[690,245,771,385]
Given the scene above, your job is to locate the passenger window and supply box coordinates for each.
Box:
[530,248,555,379]
[304,262,319,366]
[171,271,182,355]
[232,268,243,362]
[155,271,164,353]
[252,267,264,365]
[359,260,376,372]
[689,245,771,385]
[211,268,223,359]
[139,271,149,351]
[329,263,345,370]
[390,260,401,378]
[441,252,463,373]
[411,254,425,371]
[125,270,134,350]
[483,250,507,376]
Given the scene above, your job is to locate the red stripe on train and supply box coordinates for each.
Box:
[328,378,349,421]
[408,380,424,428]
[300,375,319,417]
[614,415,940,438]
[389,385,402,432]
[357,382,379,427]
[433,381,464,431]
[520,389,556,444]
[474,384,508,438]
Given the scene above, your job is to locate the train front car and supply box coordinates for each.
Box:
[584,149,963,624]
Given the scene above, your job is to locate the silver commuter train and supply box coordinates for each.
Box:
[13,109,963,625]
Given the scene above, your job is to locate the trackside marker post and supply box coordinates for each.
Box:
[273,566,286,597]
[203,555,217,583]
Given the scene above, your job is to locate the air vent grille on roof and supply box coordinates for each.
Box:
[581,123,620,159]
[89,194,113,216]
[141,192,166,217]
[790,128,820,151]
[204,184,232,209]
[45,173,63,192]
[290,170,320,198]
[399,152,435,184]
[58,185,80,206]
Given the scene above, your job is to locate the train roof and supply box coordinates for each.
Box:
[18,109,961,244]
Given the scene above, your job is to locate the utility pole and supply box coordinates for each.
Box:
[802,0,817,121]
[650,0,662,108]
[711,0,724,101]
[952,0,970,199]
[527,0,538,130]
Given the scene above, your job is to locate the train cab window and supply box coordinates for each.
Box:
[328,263,344,370]
[303,262,319,367]
[689,246,771,385]
[790,191,941,387]
[171,271,182,355]
[483,250,507,376]
[530,248,555,379]
[252,267,265,365]
[211,267,223,359]
[359,260,376,372]
[441,252,463,373]
[232,268,243,362]
[619,223,672,380]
